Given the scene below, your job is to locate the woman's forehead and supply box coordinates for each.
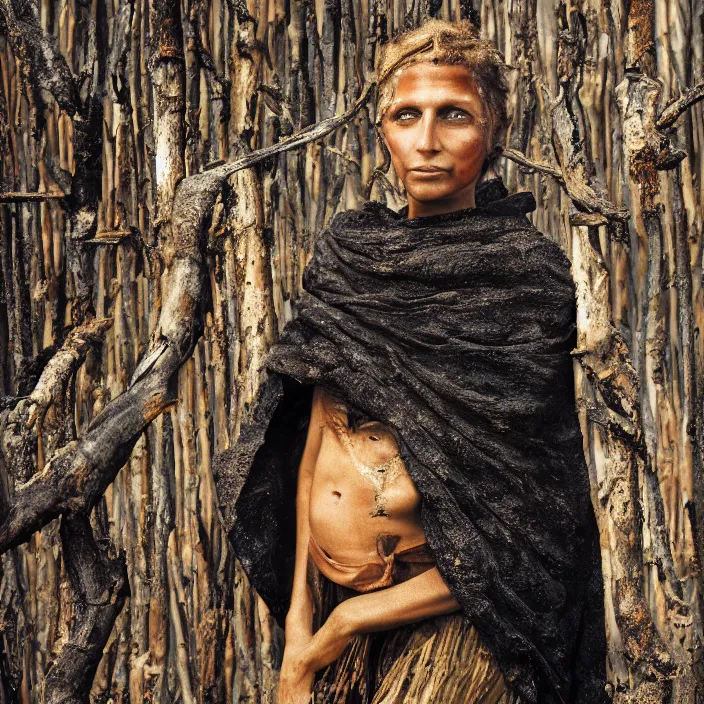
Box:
[386,63,483,111]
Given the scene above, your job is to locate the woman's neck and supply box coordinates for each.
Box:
[405,189,477,219]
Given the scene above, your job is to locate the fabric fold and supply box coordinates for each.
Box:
[213,177,607,704]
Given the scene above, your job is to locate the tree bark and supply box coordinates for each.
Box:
[0,0,701,702]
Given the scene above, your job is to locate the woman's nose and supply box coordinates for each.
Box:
[416,113,441,152]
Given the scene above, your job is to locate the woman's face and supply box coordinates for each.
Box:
[379,62,489,219]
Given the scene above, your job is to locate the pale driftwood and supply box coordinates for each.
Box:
[0,0,702,702]
[0,191,64,201]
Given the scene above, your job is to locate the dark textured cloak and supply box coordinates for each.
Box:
[212,178,607,704]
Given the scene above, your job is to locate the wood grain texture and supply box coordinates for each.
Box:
[0,0,701,701]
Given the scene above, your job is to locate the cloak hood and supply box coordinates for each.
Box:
[213,177,607,704]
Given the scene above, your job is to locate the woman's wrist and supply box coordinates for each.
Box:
[297,604,356,674]
[287,581,313,613]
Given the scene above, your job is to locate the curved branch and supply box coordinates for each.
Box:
[1,318,113,486]
[549,91,630,223]
[0,71,381,555]
[656,81,704,131]
[499,147,564,180]
[24,319,113,429]
[0,0,80,115]
[499,137,629,223]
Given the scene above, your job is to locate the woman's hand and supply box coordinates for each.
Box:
[278,634,316,704]
[299,605,355,674]
[278,606,356,704]
[279,595,316,704]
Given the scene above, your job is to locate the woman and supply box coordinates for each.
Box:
[214,18,607,704]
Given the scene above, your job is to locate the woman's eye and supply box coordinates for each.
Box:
[394,109,418,121]
[392,108,471,122]
[446,108,470,120]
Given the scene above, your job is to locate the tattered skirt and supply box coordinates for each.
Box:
[310,574,521,704]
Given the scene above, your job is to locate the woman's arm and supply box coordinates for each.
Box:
[284,385,325,637]
[339,565,460,634]
[299,565,461,675]
[278,387,326,704]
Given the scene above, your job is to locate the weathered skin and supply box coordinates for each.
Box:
[307,387,427,565]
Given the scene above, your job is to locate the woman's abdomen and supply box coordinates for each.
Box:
[307,390,426,568]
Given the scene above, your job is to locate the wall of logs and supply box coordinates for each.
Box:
[0,0,701,701]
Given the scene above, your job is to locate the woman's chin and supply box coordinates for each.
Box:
[405,184,472,206]
[406,183,451,200]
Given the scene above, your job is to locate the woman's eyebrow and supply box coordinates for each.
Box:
[390,99,480,113]
[392,99,474,107]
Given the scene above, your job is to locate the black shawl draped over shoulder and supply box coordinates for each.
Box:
[212,178,607,704]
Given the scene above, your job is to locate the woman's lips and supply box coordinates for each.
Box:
[410,167,448,175]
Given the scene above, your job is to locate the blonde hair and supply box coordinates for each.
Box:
[374,19,512,151]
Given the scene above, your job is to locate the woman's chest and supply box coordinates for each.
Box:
[311,389,422,518]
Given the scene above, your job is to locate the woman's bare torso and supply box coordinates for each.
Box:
[307,386,427,567]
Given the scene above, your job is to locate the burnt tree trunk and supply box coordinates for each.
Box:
[0,0,701,702]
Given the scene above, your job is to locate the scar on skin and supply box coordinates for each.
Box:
[321,391,406,514]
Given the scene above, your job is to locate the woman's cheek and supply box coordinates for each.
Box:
[455,137,487,178]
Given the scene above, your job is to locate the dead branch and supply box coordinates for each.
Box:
[0,0,79,117]
[499,147,563,180]
[0,191,64,202]
[24,319,113,430]
[656,81,704,131]
[549,91,630,222]
[43,515,129,704]
[1,318,113,486]
[500,119,630,222]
